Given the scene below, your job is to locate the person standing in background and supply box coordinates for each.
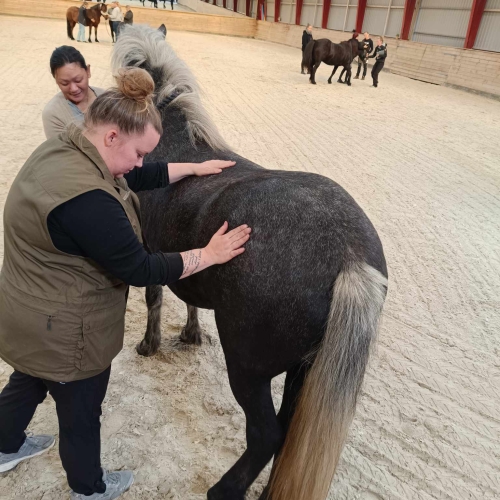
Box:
[123,6,133,26]
[301,24,313,74]
[170,0,174,9]
[369,36,387,88]
[354,32,373,80]
[108,2,123,42]
[77,1,88,43]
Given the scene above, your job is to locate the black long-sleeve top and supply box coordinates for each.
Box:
[369,44,387,61]
[362,38,374,55]
[47,162,184,287]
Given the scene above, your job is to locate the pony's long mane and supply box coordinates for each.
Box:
[111,24,229,151]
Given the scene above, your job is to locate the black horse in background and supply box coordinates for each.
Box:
[302,38,367,86]
[113,25,388,500]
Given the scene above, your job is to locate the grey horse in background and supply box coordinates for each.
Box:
[113,25,388,500]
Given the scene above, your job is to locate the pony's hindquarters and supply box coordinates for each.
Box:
[269,261,388,500]
[302,40,316,75]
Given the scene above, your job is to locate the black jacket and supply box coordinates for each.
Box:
[124,10,133,24]
[78,6,86,25]
[370,44,387,61]
[362,38,374,55]
[302,30,313,51]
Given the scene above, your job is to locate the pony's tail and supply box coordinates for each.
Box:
[269,261,387,500]
[302,40,315,74]
[67,18,72,39]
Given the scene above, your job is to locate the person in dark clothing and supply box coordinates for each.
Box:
[301,24,313,74]
[354,32,373,80]
[123,5,133,25]
[170,0,174,9]
[368,35,387,88]
[0,68,251,500]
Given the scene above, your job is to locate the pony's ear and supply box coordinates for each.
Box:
[158,24,167,38]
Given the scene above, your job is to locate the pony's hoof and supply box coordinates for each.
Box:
[328,80,332,84]
[347,83,352,86]
[136,340,157,357]
[95,40,99,43]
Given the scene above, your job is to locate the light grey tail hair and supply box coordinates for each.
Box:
[269,261,388,500]
[111,24,229,151]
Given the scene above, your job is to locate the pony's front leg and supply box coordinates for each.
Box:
[95,25,99,42]
[207,369,283,500]
[88,26,92,43]
[346,66,352,86]
[327,65,338,84]
[136,284,163,356]
[180,304,204,345]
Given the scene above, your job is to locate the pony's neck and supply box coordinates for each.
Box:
[150,104,221,163]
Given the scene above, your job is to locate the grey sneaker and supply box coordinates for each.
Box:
[70,470,134,499]
[0,434,55,473]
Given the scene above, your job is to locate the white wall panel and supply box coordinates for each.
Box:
[363,7,387,35]
[327,2,357,31]
[474,12,500,52]
[327,5,347,30]
[386,8,403,37]
[412,0,472,48]
[267,0,276,20]
[280,1,296,23]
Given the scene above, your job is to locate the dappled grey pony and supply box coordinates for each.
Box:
[113,25,388,500]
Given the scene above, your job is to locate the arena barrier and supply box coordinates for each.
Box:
[1,0,499,98]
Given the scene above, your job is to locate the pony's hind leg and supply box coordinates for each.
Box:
[136,284,163,356]
[328,65,339,84]
[346,66,352,86]
[95,26,99,42]
[207,370,284,500]
[338,68,346,83]
[310,62,321,85]
[258,362,310,500]
[179,304,205,345]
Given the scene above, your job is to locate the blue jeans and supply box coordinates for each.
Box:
[77,23,86,42]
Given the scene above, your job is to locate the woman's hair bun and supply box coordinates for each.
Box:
[115,67,155,102]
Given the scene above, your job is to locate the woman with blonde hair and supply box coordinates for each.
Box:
[368,35,387,88]
[0,67,250,499]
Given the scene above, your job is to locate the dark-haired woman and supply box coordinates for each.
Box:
[42,46,104,139]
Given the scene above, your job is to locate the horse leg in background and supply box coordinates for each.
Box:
[327,65,339,84]
[95,24,99,42]
[87,25,92,43]
[346,65,352,86]
[179,304,204,345]
[257,363,310,500]
[207,369,283,500]
[67,19,75,40]
[310,62,321,85]
[136,284,163,356]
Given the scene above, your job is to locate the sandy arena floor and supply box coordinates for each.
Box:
[0,15,499,500]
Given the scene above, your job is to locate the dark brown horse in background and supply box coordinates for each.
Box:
[66,3,108,43]
[302,38,367,86]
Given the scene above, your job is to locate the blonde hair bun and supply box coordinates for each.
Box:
[115,67,155,102]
